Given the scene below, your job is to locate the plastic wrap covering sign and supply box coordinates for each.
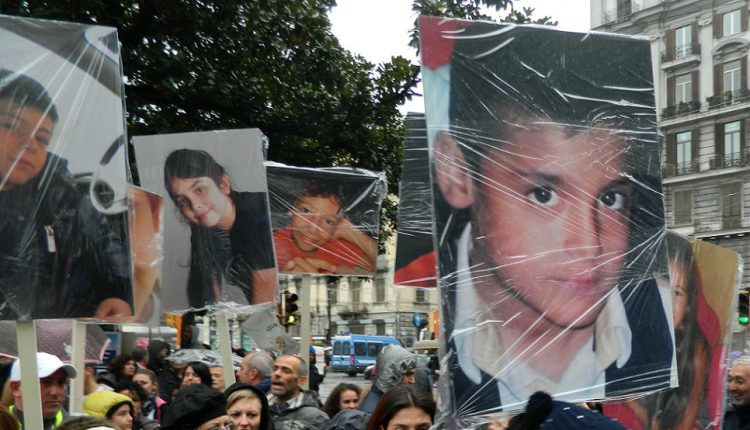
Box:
[603,232,740,430]
[419,17,676,419]
[393,113,437,288]
[128,186,165,324]
[266,163,386,276]
[0,16,134,320]
[133,129,277,311]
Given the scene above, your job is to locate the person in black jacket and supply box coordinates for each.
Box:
[163,148,276,307]
[0,69,132,320]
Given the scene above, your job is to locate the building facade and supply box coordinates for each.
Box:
[279,235,440,348]
[592,0,750,298]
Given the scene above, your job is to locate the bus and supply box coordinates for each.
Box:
[330,334,401,376]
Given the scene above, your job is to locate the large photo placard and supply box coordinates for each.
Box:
[603,232,740,430]
[133,129,277,311]
[420,17,675,418]
[0,15,133,320]
[266,164,386,276]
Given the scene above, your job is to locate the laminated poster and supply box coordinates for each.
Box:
[0,15,134,320]
[266,163,386,276]
[420,16,677,420]
[133,129,277,311]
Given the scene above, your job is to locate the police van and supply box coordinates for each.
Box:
[330,334,401,376]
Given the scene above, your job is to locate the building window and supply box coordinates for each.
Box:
[721,182,742,229]
[725,121,742,165]
[375,322,386,336]
[675,24,691,58]
[329,287,338,305]
[724,60,742,94]
[724,9,742,37]
[350,279,361,304]
[673,190,693,225]
[675,74,692,104]
[415,289,426,303]
[375,277,386,303]
[676,131,692,174]
[617,0,631,19]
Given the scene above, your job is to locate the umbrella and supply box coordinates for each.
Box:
[411,340,439,351]
[0,320,110,363]
[166,348,242,370]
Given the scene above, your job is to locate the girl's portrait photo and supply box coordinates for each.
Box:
[421,17,676,417]
[267,164,386,276]
[134,129,276,310]
[604,232,739,430]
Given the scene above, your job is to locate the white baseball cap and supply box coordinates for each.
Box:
[10,352,78,381]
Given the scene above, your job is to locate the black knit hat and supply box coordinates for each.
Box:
[162,384,227,430]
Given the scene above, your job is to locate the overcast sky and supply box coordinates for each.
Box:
[329,0,591,113]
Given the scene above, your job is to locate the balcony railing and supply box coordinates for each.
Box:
[662,159,699,177]
[661,43,701,63]
[707,89,750,109]
[709,151,750,170]
[661,100,701,119]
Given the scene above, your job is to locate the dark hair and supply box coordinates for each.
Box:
[183,361,213,387]
[132,346,148,363]
[164,148,228,196]
[297,178,344,209]
[146,340,170,374]
[367,385,435,430]
[116,380,149,403]
[0,407,20,430]
[322,383,361,418]
[107,354,135,381]
[0,69,59,123]
[646,232,709,430]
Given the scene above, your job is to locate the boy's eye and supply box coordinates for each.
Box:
[324,218,336,226]
[300,207,311,214]
[195,185,204,194]
[599,190,626,210]
[527,186,559,207]
[175,198,187,208]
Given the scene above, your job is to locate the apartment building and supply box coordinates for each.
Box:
[593,0,750,293]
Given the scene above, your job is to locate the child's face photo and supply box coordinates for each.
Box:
[668,259,689,328]
[168,174,232,229]
[473,125,633,328]
[289,194,342,252]
[0,99,53,191]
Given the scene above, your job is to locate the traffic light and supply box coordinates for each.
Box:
[277,300,284,325]
[739,290,749,325]
[285,293,300,326]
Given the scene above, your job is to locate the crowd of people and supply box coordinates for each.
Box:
[0,342,437,430]
[6,340,750,430]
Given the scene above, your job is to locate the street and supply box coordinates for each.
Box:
[318,370,371,404]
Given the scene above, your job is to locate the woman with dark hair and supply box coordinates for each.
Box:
[163,148,276,307]
[367,385,435,430]
[322,383,361,418]
[99,354,137,388]
[181,362,212,388]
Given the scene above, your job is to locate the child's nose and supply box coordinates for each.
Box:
[564,205,602,257]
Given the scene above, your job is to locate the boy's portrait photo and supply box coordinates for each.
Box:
[420,17,676,415]
[0,16,134,320]
[133,129,277,311]
[266,164,386,276]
